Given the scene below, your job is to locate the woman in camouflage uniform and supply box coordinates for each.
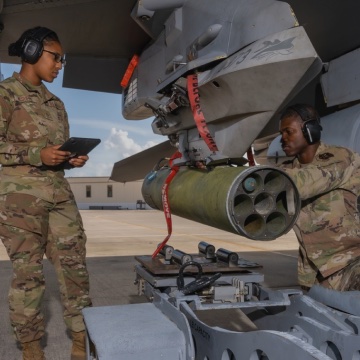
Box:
[279,103,360,292]
[0,27,92,360]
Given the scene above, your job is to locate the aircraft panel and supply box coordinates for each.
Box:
[287,0,360,62]
[110,140,175,183]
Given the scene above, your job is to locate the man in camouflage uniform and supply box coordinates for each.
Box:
[279,104,360,291]
[0,27,92,360]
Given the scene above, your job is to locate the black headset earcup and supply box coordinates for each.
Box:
[22,39,43,64]
[20,27,54,64]
[288,104,322,145]
[302,120,322,145]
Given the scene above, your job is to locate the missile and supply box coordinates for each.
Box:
[142,166,300,240]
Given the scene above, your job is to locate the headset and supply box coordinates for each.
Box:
[20,27,55,64]
[288,104,323,145]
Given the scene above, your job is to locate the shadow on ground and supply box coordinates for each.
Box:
[0,250,298,359]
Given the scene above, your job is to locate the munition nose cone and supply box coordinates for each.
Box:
[243,177,256,192]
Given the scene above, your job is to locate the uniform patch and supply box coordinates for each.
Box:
[317,152,334,161]
[17,95,30,102]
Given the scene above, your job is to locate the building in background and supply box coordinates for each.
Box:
[67,177,149,210]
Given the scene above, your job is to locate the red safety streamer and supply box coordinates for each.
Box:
[187,73,219,152]
[152,151,182,258]
[153,74,220,258]
[247,147,256,166]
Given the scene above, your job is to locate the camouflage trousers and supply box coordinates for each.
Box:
[0,193,92,343]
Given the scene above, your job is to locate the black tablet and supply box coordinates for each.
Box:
[59,137,101,157]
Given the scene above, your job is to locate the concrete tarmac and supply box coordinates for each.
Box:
[0,210,299,360]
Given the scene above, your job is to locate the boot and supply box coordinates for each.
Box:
[22,340,45,360]
[71,331,86,360]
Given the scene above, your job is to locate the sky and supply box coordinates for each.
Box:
[1,63,164,177]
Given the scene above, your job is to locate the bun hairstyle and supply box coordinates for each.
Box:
[8,26,60,64]
[8,41,22,57]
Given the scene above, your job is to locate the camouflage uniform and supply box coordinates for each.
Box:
[281,142,360,290]
[0,72,92,343]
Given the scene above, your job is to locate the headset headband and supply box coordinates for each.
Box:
[23,27,54,46]
[288,104,320,124]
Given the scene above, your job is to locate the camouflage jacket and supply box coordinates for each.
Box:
[280,142,360,285]
[0,72,73,203]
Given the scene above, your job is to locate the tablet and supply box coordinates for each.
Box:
[59,137,101,157]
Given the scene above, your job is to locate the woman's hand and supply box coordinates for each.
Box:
[40,145,72,166]
[69,155,89,168]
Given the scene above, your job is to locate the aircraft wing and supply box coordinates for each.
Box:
[0,0,153,94]
[0,0,359,96]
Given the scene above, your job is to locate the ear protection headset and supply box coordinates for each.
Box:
[288,104,322,145]
[20,27,55,64]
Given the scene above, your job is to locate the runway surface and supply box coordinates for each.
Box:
[0,210,299,360]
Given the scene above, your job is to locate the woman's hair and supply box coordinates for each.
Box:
[8,26,60,57]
